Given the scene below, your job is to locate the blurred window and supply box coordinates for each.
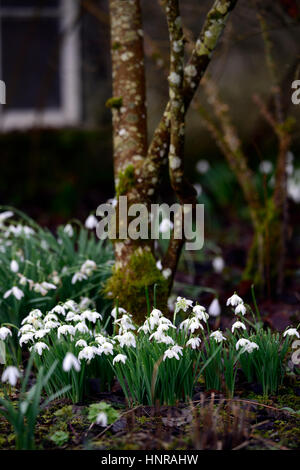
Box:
[0,0,80,129]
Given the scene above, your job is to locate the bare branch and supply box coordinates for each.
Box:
[141,0,239,193]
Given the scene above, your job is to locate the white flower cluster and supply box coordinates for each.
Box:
[71,259,97,284]
[18,301,109,364]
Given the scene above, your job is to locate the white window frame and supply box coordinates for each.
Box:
[0,0,80,130]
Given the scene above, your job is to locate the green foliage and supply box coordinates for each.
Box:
[0,356,70,450]
[239,329,290,395]
[49,430,69,447]
[87,402,120,425]
[0,208,113,334]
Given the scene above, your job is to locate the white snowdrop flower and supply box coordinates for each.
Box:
[78,346,96,362]
[156,260,162,270]
[138,321,151,334]
[44,320,60,330]
[210,330,226,343]
[193,305,209,322]
[115,331,136,348]
[19,332,35,346]
[63,298,79,310]
[81,310,102,324]
[113,354,127,365]
[194,183,202,197]
[57,325,75,339]
[186,337,201,349]
[100,342,114,356]
[32,342,49,356]
[231,321,246,333]
[71,271,88,284]
[287,175,300,203]
[159,218,173,233]
[162,268,172,279]
[33,283,48,296]
[212,256,225,273]
[95,334,109,346]
[158,317,174,327]
[172,345,183,356]
[1,366,21,387]
[64,224,74,237]
[34,329,50,339]
[10,260,19,273]
[176,296,193,312]
[244,341,259,353]
[163,345,182,361]
[111,307,127,320]
[85,214,98,230]
[157,334,175,345]
[44,313,58,322]
[96,412,108,427]
[75,322,89,334]
[169,72,181,85]
[0,327,12,341]
[22,309,42,324]
[235,338,250,351]
[0,211,13,225]
[18,324,35,335]
[185,64,197,77]
[18,274,30,286]
[151,308,163,319]
[189,318,204,333]
[179,319,190,331]
[52,304,67,316]
[208,298,221,317]
[149,330,165,342]
[156,323,171,334]
[23,226,35,237]
[283,328,299,339]
[4,286,24,301]
[81,259,97,276]
[234,303,247,316]
[63,353,81,372]
[196,159,210,174]
[75,339,88,348]
[40,282,56,291]
[259,160,273,174]
[66,312,82,323]
[115,314,136,332]
[226,293,243,307]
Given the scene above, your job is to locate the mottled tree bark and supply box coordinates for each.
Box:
[106,0,239,318]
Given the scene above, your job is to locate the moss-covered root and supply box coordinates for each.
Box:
[104,247,168,323]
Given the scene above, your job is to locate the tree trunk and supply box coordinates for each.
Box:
[105,0,239,320]
[105,0,168,321]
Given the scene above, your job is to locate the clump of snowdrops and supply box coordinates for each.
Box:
[111,292,299,401]
[0,209,113,333]
[2,292,298,406]
[13,299,115,402]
